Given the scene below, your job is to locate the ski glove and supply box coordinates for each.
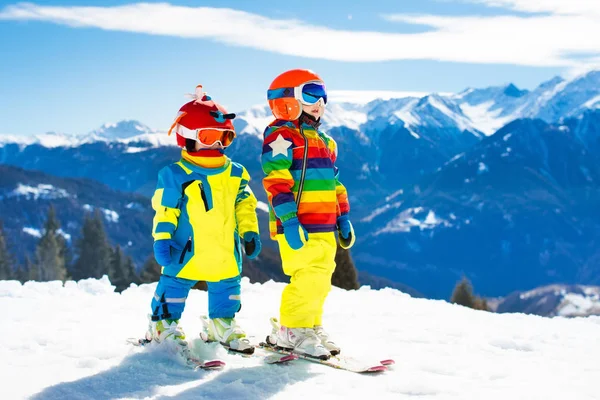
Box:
[153,239,182,266]
[243,232,262,259]
[282,217,308,250]
[337,215,355,249]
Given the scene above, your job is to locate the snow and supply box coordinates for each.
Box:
[82,204,120,223]
[322,103,368,131]
[427,96,474,133]
[125,147,150,153]
[376,208,451,234]
[582,94,600,109]
[256,201,269,213]
[459,101,514,136]
[22,227,42,238]
[361,201,403,223]
[328,90,440,104]
[103,209,120,223]
[234,105,274,137]
[6,183,70,200]
[1,277,599,399]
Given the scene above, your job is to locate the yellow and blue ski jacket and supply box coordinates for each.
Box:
[151,150,259,282]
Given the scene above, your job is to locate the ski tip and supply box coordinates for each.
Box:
[364,365,387,373]
[200,360,226,370]
[380,359,395,366]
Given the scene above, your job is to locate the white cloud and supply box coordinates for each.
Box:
[0,2,599,67]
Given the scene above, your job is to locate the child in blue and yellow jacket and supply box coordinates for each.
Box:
[145,85,261,355]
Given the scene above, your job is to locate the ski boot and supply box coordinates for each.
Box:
[314,325,341,356]
[267,317,330,360]
[200,315,254,354]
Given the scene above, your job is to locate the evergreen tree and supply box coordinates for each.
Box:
[0,222,13,280]
[451,277,491,311]
[332,245,359,290]
[139,254,161,283]
[125,256,140,286]
[474,297,490,311]
[451,277,476,308]
[15,256,34,283]
[108,245,134,292]
[35,206,68,282]
[108,245,138,292]
[72,211,112,280]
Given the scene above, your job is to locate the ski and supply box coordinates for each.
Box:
[262,317,395,373]
[198,334,298,365]
[126,337,226,370]
[257,341,388,373]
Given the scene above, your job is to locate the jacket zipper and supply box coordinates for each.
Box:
[198,182,209,212]
[296,125,309,207]
[179,236,192,264]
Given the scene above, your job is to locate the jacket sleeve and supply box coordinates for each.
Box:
[261,125,298,223]
[329,138,350,217]
[151,166,181,241]
[235,166,259,237]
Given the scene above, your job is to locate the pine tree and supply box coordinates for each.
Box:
[72,211,112,280]
[139,254,161,283]
[451,277,476,308]
[35,206,68,282]
[332,245,359,290]
[15,256,34,283]
[125,256,140,286]
[108,245,139,292]
[0,222,13,280]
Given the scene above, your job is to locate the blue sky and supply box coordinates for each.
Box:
[0,0,598,135]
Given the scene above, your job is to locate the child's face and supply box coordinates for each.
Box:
[302,100,325,119]
[194,141,224,151]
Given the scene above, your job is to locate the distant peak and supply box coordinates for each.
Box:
[90,120,155,139]
[503,83,528,98]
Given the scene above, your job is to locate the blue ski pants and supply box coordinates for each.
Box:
[150,274,242,321]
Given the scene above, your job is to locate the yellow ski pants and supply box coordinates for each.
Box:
[276,232,337,328]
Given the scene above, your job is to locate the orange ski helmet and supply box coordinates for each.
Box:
[167,85,236,149]
[267,69,326,120]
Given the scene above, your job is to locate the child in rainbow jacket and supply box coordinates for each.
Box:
[145,85,261,355]
[262,69,355,359]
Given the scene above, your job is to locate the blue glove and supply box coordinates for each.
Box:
[337,215,355,249]
[282,217,308,250]
[243,232,262,259]
[153,239,183,266]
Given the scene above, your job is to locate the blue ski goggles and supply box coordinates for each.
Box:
[267,81,327,106]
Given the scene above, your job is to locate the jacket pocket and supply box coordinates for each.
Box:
[179,236,192,264]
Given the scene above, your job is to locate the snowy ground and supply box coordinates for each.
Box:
[2,277,599,400]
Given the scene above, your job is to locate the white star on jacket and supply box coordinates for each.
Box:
[269,134,292,157]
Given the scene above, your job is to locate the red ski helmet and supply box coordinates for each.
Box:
[168,85,236,148]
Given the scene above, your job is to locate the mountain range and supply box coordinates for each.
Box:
[2,69,600,304]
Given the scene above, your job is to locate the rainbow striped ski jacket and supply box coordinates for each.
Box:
[261,118,350,238]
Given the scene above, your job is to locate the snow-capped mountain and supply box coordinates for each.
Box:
[494,284,600,317]
[356,110,600,298]
[3,70,600,299]
[90,120,156,139]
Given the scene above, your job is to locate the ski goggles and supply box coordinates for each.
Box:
[177,125,236,148]
[268,81,327,106]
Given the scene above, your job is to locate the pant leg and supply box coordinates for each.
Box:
[207,275,242,319]
[277,232,337,328]
[150,274,197,321]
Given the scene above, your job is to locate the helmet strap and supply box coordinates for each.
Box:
[299,111,321,128]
